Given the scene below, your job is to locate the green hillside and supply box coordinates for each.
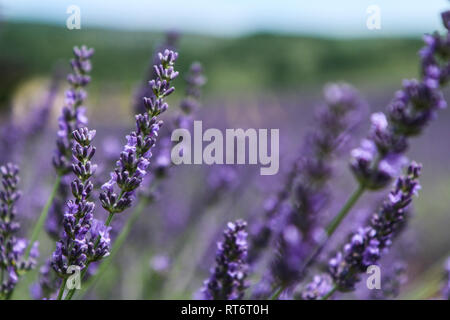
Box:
[0,22,425,104]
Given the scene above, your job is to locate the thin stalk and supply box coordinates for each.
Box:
[321,284,338,300]
[325,183,366,236]
[24,174,62,259]
[57,278,67,300]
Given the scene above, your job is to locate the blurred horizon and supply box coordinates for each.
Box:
[1,0,449,38]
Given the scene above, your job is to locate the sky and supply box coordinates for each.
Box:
[1,0,449,37]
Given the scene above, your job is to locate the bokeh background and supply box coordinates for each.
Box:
[1,0,450,299]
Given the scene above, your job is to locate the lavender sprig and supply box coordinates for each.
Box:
[99,50,179,216]
[133,31,179,114]
[0,163,38,299]
[200,220,249,300]
[250,84,365,298]
[268,13,450,299]
[51,128,110,299]
[24,46,94,260]
[63,50,179,300]
[301,162,421,299]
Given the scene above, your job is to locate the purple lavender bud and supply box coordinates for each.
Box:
[100,50,178,216]
[200,220,249,300]
[53,46,94,175]
[299,274,334,300]
[0,163,38,298]
[328,162,421,292]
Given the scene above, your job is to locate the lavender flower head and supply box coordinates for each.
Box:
[201,220,249,300]
[53,46,94,174]
[328,162,421,292]
[100,50,179,215]
[51,128,110,277]
[0,163,38,298]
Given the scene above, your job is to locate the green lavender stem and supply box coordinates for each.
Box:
[325,183,366,236]
[57,278,67,300]
[24,174,62,260]
[321,284,338,300]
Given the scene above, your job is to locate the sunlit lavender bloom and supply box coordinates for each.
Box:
[100,50,178,215]
[0,163,38,298]
[442,257,450,300]
[51,128,110,276]
[53,46,94,174]
[327,163,421,293]
[201,220,249,300]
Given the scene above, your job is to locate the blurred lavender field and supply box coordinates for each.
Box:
[2,4,450,301]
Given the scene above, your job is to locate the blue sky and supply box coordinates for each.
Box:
[1,0,449,37]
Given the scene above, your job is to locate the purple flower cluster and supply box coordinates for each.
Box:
[53,46,94,174]
[326,162,421,293]
[51,128,110,276]
[201,220,249,300]
[351,12,450,190]
[100,50,178,215]
[254,84,365,287]
[133,31,179,114]
[0,163,38,298]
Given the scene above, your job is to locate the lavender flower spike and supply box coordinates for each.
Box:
[51,128,110,283]
[300,162,421,299]
[100,50,179,215]
[0,163,38,299]
[201,220,249,300]
[53,46,94,174]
